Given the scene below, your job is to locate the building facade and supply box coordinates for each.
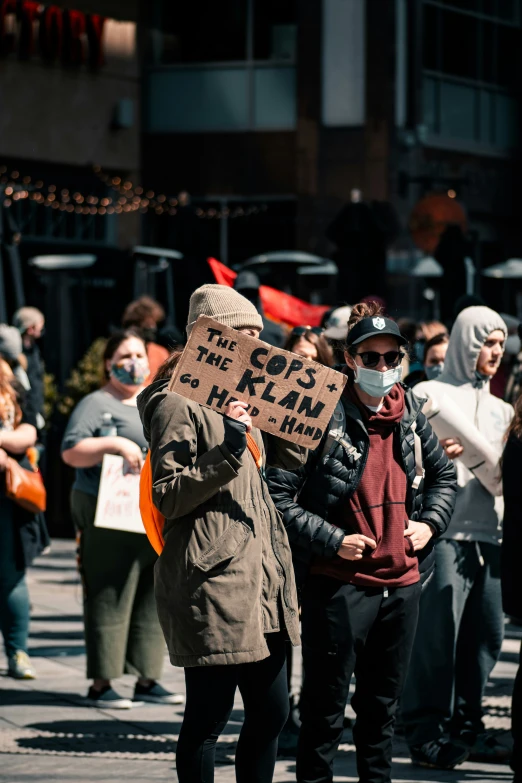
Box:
[141,0,522,317]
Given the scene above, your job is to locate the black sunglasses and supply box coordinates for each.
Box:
[291,326,324,337]
[352,350,405,369]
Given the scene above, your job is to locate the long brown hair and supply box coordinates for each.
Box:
[506,394,522,441]
[283,330,333,367]
[0,358,22,427]
[153,348,184,384]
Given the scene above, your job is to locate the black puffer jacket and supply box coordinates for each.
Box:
[267,385,457,587]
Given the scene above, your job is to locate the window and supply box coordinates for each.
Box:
[148,0,296,65]
[144,0,297,132]
[422,0,521,151]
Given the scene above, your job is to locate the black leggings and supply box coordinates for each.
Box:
[176,632,289,783]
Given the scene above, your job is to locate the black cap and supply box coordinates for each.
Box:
[346,316,408,348]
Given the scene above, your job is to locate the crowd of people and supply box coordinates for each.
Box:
[2,286,522,783]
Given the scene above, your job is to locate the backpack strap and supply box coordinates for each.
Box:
[319,400,362,464]
[411,420,425,490]
[246,432,263,470]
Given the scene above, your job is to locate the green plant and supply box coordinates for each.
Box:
[57,337,107,418]
[43,372,58,424]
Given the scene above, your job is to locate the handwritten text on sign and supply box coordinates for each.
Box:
[169,316,347,448]
[94,455,144,534]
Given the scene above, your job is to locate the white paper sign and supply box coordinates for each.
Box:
[94,454,145,534]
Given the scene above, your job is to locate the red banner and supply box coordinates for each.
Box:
[207,258,330,328]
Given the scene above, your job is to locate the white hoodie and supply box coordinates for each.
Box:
[415,306,513,545]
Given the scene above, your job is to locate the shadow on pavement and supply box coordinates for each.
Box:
[30,630,84,641]
[31,614,83,623]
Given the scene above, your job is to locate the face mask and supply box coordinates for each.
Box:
[425,363,444,380]
[354,364,403,397]
[414,340,425,363]
[111,357,149,386]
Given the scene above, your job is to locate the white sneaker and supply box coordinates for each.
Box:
[8,650,36,679]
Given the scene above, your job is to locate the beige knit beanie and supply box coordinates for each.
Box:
[186,284,264,337]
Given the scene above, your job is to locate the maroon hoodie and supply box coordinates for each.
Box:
[311,381,420,588]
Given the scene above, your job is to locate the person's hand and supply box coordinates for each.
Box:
[338,534,377,561]
[0,448,8,472]
[404,520,434,551]
[440,437,464,460]
[115,437,143,473]
[224,400,252,433]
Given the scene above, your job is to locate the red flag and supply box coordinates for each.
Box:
[207,257,237,287]
[207,257,330,328]
[259,286,329,328]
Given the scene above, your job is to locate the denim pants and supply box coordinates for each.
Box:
[402,539,504,747]
[0,498,30,658]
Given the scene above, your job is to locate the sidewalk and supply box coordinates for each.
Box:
[0,539,516,782]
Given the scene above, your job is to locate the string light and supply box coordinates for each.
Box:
[0,163,268,219]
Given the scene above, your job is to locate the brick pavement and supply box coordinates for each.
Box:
[0,539,516,782]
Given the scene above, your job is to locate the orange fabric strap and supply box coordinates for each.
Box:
[246,432,263,470]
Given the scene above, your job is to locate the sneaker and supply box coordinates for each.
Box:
[133,681,184,705]
[8,650,36,679]
[410,739,469,769]
[465,731,512,763]
[85,685,133,709]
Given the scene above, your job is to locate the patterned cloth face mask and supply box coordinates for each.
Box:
[111,357,150,386]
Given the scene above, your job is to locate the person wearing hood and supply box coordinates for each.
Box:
[267,301,457,783]
[402,306,513,768]
[137,284,300,783]
[233,270,286,347]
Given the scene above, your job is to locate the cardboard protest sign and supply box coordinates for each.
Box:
[169,316,347,448]
[94,455,145,534]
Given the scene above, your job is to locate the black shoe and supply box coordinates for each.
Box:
[85,685,133,709]
[410,739,469,769]
[133,681,185,705]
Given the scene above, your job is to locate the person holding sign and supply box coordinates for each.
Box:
[137,284,300,783]
[267,301,457,783]
[61,330,182,709]
[402,306,513,768]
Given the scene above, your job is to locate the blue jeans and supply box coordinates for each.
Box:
[0,498,30,657]
[402,539,504,747]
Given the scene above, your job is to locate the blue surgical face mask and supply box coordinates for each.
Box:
[111,357,149,386]
[425,362,444,380]
[354,364,403,397]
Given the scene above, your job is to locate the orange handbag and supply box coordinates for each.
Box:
[5,456,47,514]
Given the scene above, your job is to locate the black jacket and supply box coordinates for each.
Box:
[501,432,522,618]
[267,385,457,586]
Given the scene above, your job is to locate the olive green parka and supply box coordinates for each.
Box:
[138,379,300,667]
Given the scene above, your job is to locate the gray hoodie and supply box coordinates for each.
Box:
[415,306,513,545]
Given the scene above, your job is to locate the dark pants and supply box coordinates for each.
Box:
[177,632,288,783]
[402,539,504,747]
[512,641,522,777]
[297,576,421,783]
[71,489,165,681]
[0,498,30,658]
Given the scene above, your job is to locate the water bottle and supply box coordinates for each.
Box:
[100,412,117,437]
